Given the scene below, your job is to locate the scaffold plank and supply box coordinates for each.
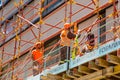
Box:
[78,65,95,74]
[112,75,120,79]
[76,65,120,80]
[62,73,71,80]
[117,49,120,57]
[62,70,77,79]
[107,54,120,65]
[95,58,112,68]
[114,65,120,74]
[89,60,102,70]
[41,76,48,80]
[72,68,83,77]
[41,73,62,80]
[78,70,104,80]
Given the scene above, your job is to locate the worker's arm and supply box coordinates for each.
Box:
[60,31,66,38]
[67,30,76,39]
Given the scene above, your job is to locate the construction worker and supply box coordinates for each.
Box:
[32,41,44,76]
[82,27,95,53]
[60,23,76,64]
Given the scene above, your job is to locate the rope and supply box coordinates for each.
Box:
[37,0,45,41]
[64,0,68,23]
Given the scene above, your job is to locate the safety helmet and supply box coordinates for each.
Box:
[64,23,71,29]
[34,41,44,47]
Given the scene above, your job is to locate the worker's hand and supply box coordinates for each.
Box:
[77,29,81,33]
[77,29,81,38]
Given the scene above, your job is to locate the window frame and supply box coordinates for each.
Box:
[99,9,106,43]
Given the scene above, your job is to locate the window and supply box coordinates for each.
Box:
[44,34,60,67]
[6,21,13,34]
[42,0,64,17]
[99,10,106,43]
[5,18,17,41]
[44,34,60,56]
[0,0,2,6]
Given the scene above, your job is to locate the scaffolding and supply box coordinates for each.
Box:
[0,0,120,80]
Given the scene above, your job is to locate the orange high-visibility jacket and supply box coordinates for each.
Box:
[32,50,44,64]
[60,30,71,46]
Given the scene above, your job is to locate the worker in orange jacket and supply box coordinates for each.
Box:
[32,42,44,76]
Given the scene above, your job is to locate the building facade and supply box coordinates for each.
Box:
[0,0,120,80]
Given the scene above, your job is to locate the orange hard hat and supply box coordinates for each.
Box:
[64,23,71,29]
